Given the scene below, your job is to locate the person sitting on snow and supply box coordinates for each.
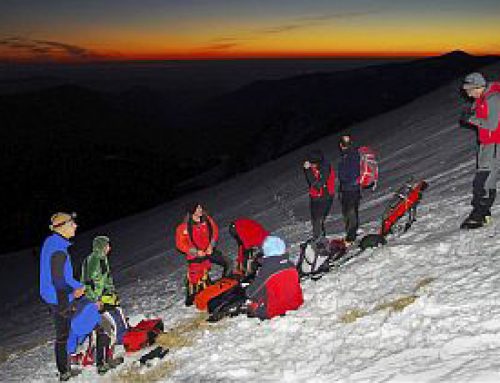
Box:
[175,203,232,306]
[245,236,303,320]
[81,235,126,372]
[229,218,269,277]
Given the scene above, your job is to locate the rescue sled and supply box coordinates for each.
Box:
[380,179,428,237]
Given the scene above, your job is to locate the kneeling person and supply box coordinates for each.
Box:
[246,236,303,320]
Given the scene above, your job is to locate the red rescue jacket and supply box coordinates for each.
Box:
[474,82,500,144]
[175,215,219,284]
[308,165,335,198]
[246,255,304,319]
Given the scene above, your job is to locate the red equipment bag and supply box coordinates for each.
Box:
[194,277,239,311]
[123,318,164,352]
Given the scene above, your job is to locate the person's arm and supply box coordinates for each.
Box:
[208,216,219,248]
[87,256,106,300]
[51,251,71,292]
[469,94,500,131]
[175,223,198,258]
[304,167,325,189]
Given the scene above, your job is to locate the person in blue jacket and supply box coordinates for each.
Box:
[337,135,361,245]
[40,212,117,380]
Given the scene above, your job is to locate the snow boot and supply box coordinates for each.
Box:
[59,369,81,381]
[460,214,490,230]
[107,356,124,369]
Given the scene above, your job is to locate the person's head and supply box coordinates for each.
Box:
[262,235,286,258]
[92,235,111,256]
[462,72,487,99]
[339,134,353,151]
[307,149,324,166]
[49,212,78,239]
[187,203,204,222]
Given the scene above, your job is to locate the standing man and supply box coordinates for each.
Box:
[39,212,85,381]
[176,203,232,305]
[337,135,361,245]
[460,73,500,229]
[303,150,335,240]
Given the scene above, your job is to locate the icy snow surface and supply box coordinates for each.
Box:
[1,62,500,382]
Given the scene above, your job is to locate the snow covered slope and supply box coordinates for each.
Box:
[1,61,500,382]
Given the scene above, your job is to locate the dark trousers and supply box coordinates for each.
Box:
[210,249,233,277]
[310,197,333,239]
[471,170,496,219]
[53,305,70,375]
[95,325,110,367]
[341,191,361,242]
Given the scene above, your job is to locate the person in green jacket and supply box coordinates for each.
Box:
[82,236,116,303]
[81,236,126,373]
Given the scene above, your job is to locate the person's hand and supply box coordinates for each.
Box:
[303,161,311,169]
[206,245,213,255]
[96,301,103,311]
[73,286,85,298]
[197,250,206,257]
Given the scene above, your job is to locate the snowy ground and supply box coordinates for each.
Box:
[1,62,500,382]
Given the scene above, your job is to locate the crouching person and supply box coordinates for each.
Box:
[229,218,268,277]
[245,236,303,320]
[81,235,125,373]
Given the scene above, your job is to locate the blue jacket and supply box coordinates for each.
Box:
[337,147,361,192]
[39,233,83,305]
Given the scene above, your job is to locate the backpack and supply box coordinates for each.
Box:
[358,146,378,190]
[123,318,164,352]
[194,277,239,311]
[296,238,346,279]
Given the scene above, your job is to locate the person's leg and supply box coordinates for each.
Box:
[342,192,359,242]
[54,307,70,375]
[210,249,233,277]
[95,326,111,374]
[310,198,326,239]
[320,197,333,237]
[471,144,496,219]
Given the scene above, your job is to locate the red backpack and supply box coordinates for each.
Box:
[358,146,378,190]
[123,319,164,352]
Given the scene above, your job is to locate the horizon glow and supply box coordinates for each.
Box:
[1,0,499,62]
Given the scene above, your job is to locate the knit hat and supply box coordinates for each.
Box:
[262,235,286,257]
[49,212,77,231]
[463,72,486,90]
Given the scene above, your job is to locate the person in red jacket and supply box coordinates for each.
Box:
[245,236,303,320]
[304,149,335,239]
[229,218,269,276]
[175,203,232,306]
[460,73,500,229]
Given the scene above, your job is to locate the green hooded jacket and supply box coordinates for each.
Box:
[81,236,115,302]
